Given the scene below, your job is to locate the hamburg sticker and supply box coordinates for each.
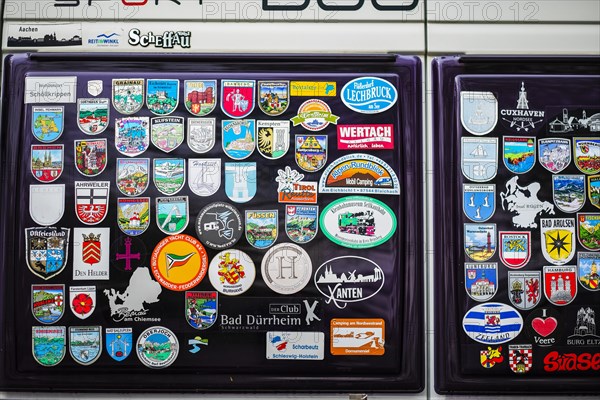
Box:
[291,99,339,131]
[465,263,497,302]
[146,79,179,115]
[117,197,150,236]
[285,205,318,244]
[185,291,218,330]
[508,271,541,310]
[267,332,324,360]
[188,158,221,197]
[574,138,600,174]
[463,184,495,222]
[257,120,290,159]
[500,82,545,132]
[222,119,255,160]
[151,116,184,153]
[276,166,317,204]
[539,138,571,174]
[460,91,497,135]
[32,284,65,324]
[136,326,179,369]
[75,181,109,225]
[261,243,312,295]
[503,136,535,174]
[115,117,149,157]
[156,196,189,235]
[337,124,394,150]
[245,210,278,249]
[314,256,384,309]
[32,326,66,367]
[31,106,64,143]
[543,265,577,306]
[184,80,216,116]
[221,80,255,119]
[74,139,107,177]
[578,213,600,251]
[588,175,600,209]
[77,98,109,135]
[553,175,585,213]
[104,267,162,323]
[464,224,497,262]
[295,135,327,173]
[577,252,600,291]
[153,158,185,195]
[500,176,555,228]
[69,326,101,366]
[208,249,256,296]
[461,137,498,182]
[541,218,576,265]
[509,344,532,374]
[69,286,96,320]
[31,144,63,183]
[187,118,215,153]
[462,303,523,345]
[105,328,133,362]
[112,78,143,115]
[73,228,109,280]
[151,234,208,292]
[116,158,149,196]
[499,231,531,269]
[29,184,64,226]
[224,162,256,203]
[195,202,243,250]
[341,77,397,114]
[258,81,289,116]
[26,227,69,280]
[330,319,385,356]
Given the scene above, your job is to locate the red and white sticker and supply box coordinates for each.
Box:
[337,124,394,150]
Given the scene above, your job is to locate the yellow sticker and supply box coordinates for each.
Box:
[290,81,336,97]
[151,234,208,291]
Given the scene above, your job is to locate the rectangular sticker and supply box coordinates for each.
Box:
[72,227,110,280]
[266,332,324,360]
[25,76,77,104]
[278,181,317,204]
[290,81,336,97]
[337,124,394,150]
[330,318,385,356]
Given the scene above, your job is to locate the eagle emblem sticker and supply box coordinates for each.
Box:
[75,181,109,225]
[257,120,290,160]
[460,91,497,135]
[26,227,69,280]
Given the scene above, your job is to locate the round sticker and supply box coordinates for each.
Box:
[462,303,523,345]
[151,234,208,292]
[261,243,312,295]
[136,326,179,369]
[525,307,562,347]
[195,202,243,250]
[293,99,338,132]
[208,249,255,296]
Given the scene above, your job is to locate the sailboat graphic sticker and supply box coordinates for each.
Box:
[188,159,221,197]
[461,137,498,182]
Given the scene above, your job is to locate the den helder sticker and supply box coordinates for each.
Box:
[320,196,396,249]
[460,91,497,135]
[32,326,66,367]
[462,303,523,345]
[340,76,397,114]
[208,249,256,296]
[26,227,69,280]
[261,243,312,295]
[72,227,110,280]
[137,326,179,369]
[151,234,208,292]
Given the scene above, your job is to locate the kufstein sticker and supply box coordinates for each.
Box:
[337,124,394,150]
[151,234,208,292]
[29,184,65,226]
[318,153,400,195]
[184,80,216,117]
[462,303,523,345]
[261,243,312,295]
[77,98,109,135]
[151,116,184,153]
[25,227,69,280]
[341,77,397,114]
[320,196,396,249]
[32,326,66,367]
[267,332,324,360]
[460,91,498,136]
[69,326,101,366]
[291,99,339,132]
[32,284,65,325]
[208,249,256,296]
[25,76,77,104]
[73,227,110,280]
[543,266,577,306]
[104,267,162,323]
[31,106,64,143]
[290,81,336,97]
[136,326,179,369]
[195,202,243,250]
[31,144,63,183]
[500,82,545,132]
[112,79,144,115]
[330,319,385,356]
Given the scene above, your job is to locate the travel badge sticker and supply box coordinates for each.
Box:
[112,236,146,272]
[224,162,257,203]
[68,326,102,366]
[462,303,523,345]
[566,306,600,346]
[574,137,600,174]
[547,106,600,133]
[577,252,600,291]
[499,231,531,269]
[74,139,107,177]
[526,307,561,347]
[543,265,577,306]
[508,344,532,374]
[151,234,208,292]
[32,284,65,324]
[29,184,65,226]
[577,213,600,251]
[257,120,290,160]
[208,249,256,296]
[32,326,66,367]
[503,136,535,174]
[146,79,179,115]
[115,117,149,157]
[105,327,133,362]
[87,80,103,97]
[461,137,498,182]
[258,81,289,116]
[188,159,221,197]
[464,224,496,262]
[500,176,555,229]
[26,227,69,280]
[116,158,149,196]
[480,346,504,368]
[337,124,394,151]
[221,80,255,119]
[73,228,110,280]
[195,202,243,250]
[153,158,185,195]
[31,144,63,183]
[330,319,385,356]
[464,263,498,302]
[463,184,495,222]
[245,210,278,249]
[151,117,184,153]
[499,81,545,132]
[77,98,109,135]
[156,196,189,235]
[136,326,179,369]
[276,166,317,204]
[117,197,150,236]
[460,91,497,135]
[104,267,162,323]
[552,175,585,213]
[31,106,64,143]
[185,291,218,330]
[291,99,339,131]
[295,135,327,173]
[74,181,109,225]
[222,119,256,160]
[69,286,96,320]
[261,243,312,295]
[184,80,216,116]
[508,271,541,310]
[541,218,576,265]
[285,205,318,244]
[589,175,600,209]
[539,138,571,174]
[112,78,144,115]
[341,76,397,114]
[187,118,215,154]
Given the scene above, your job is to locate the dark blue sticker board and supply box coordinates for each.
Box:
[0,53,423,392]
[433,56,600,395]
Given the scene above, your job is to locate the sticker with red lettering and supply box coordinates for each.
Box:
[337,124,394,150]
[544,351,600,372]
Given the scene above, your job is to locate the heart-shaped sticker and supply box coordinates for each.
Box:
[531,317,557,337]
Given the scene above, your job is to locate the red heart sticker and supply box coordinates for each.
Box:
[531,317,557,337]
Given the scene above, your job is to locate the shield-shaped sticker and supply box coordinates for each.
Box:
[543,265,577,306]
[552,175,585,213]
[146,79,179,116]
[184,80,216,116]
[187,118,216,154]
[154,158,185,195]
[574,138,600,175]
[464,224,496,262]
[461,137,498,182]
[32,284,65,324]
[32,326,66,367]
[256,120,290,160]
[222,119,256,160]
[285,205,318,244]
[29,184,65,226]
[77,98,109,135]
[577,212,600,251]
[538,138,571,174]
[185,291,218,330]
[508,271,541,310]
[26,227,69,280]
[188,159,221,197]
[31,106,64,143]
[156,196,189,235]
[112,78,144,115]
[503,136,536,174]
[116,158,149,197]
[464,263,497,302]
[151,116,184,153]
[75,181,109,225]
[87,80,103,97]
[31,144,63,183]
[69,326,102,365]
[221,80,256,119]
[508,344,532,374]
[577,252,600,292]
[588,175,600,210]
[69,286,96,320]
[499,231,531,269]
[245,210,278,249]
[541,218,576,265]
[73,227,110,280]
[117,197,150,236]
[225,162,257,203]
[74,139,108,177]
[105,328,133,362]
[463,184,495,222]
[258,81,289,116]
[460,91,497,136]
[115,117,149,157]
[295,135,327,173]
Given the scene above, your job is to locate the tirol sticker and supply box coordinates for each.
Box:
[185,291,218,330]
[25,76,76,104]
[136,326,179,369]
[184,80,216,116]
[314,256,384,309]
[567,307,600,346]
[465,263,497,302]
[26,227,69,280]
[295,135,327,173]
[290,81,336,97]
[116,158,149,197]
[195,202,242,250]
[291,99,339,131]
[553,175,585,213]
[156,196,189,235]
[330,319,385,356]
[221,80,255,119]
[245,210,278,249]
[258,81,289,116]
[503,136,535,174]
[69,286,96,320]
[285,205,318,244]
[464,224,497,262]
[146,79,179,116]
[208,249,256,296]
[77,98,109,135]
[481,346,504,368]
[29,184,65,226]
[461,137,498,182]
[588,175,600,209]
[74,181,109,225]
[222,119,256,160]
[578,252,600,291]
[337,124,394,150]
[574,138,600,174]
[74,139,107,177]
[460,91,498,135]
[31,144,63,183]
[543,265,577,306]
[508,344,533,374]
[499,231,531,269]
[32,284,65,324]
[257,120,290,159]
[463,184,495,222]
[319,153,400,195]
[117,198,150,236]
[105,328,133,362]
[115,117,149,157]
[541,218,576,265]
[112,78,144,115]
[320,196,396,249]
[104,267,162,323]
[267,332,324,360]
[153,158,185,195]
[151,234,208,292]
[578,213,600,251]
[187,118,215,154]
[462,303,523,345]
[151,116,184,153]
[276,167,317,204]
[69,326,101,366]
[539,138,571,174]
[188,158,221,197]
[341,77,397,114]
[500,176,555,229]
[31,106,64,143]
[224,162,257,203]
[527,308,561,347]
[261,243,312,295]
[32,326,66,367]
[73,228,110,280]
[500,82,545,132]
[508,271,541,310]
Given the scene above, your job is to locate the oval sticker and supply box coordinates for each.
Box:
[319,196,396,249]
[341,77,398,114]
[462,303,523,345]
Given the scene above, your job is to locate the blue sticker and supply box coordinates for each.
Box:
[340,77,397,114]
